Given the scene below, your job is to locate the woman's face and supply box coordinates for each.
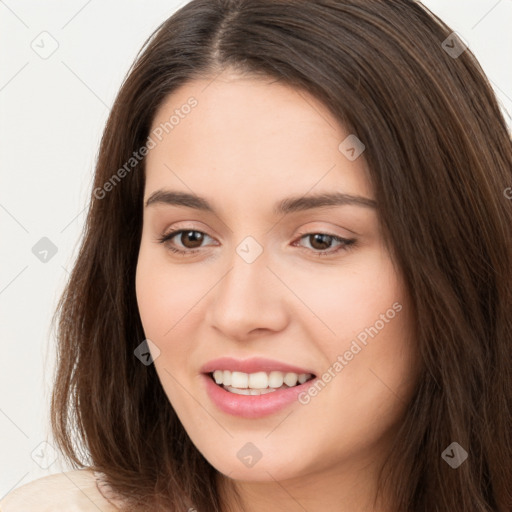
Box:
[136,73,418,486]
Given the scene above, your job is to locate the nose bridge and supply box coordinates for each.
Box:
[220,239,271,306]
[207,236,287,337]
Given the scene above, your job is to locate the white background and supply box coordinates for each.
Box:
[1,0,511,496]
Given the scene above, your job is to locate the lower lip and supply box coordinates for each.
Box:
[202,373,318,419]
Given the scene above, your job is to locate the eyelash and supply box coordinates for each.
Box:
[156,229,356,257]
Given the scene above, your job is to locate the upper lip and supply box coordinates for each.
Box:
[200,357,316,376]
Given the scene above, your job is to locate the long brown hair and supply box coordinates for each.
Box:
[50,1,512,510]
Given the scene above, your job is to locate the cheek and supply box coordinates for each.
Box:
[135,248,207,414]
[288,248,416,402]
[286,247,403,342]
[135,244,209,340]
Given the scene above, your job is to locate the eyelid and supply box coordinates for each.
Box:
[161,221,354,242]
[157,225,357,258]
[293,222,359,245]
[157,228,217,249]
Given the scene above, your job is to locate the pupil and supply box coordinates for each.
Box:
[311,234,331,250]
[183,231,203,248]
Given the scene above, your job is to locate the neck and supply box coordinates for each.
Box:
[216,450,393,512]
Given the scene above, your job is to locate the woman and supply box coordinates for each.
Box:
[2,0,511,511]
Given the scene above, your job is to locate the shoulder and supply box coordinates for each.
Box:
[0,469,121,511]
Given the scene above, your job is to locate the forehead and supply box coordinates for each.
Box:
[145,75,374,205]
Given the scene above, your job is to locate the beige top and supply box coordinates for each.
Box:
[0,469,127,511]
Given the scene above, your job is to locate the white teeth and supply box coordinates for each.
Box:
[268,371,284,388]
[227,386,250,395]
[284,372,298,387]
[225,386,277,395]
[231,371,249,388]
[249,371,268,389]
[211,369,313,389]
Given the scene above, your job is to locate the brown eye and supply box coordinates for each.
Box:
[177,230,205,249]
[158,229,214,255]
[307,234,335,251]
[294,232,356,257]
[157,229,355,258]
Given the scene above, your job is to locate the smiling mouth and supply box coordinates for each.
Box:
[208,370,316,395]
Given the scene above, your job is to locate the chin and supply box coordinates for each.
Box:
[206,450,309,482]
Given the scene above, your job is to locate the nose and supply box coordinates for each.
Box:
[205,246,289,340]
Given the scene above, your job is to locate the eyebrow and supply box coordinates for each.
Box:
[145,189,377,215]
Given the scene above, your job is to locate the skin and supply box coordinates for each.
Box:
[135,70,420,512]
